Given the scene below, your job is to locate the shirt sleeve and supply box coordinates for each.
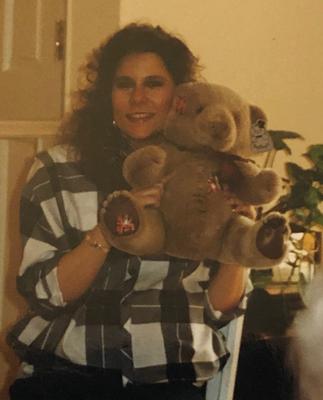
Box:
[204,272,253,330]
[16,156,82,318]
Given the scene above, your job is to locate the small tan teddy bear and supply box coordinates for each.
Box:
[101,82,290,268]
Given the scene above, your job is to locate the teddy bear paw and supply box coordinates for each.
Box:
[255,170,281,202]
[101,191,139,237]
[256,213,290,260]
[123,145,167,187]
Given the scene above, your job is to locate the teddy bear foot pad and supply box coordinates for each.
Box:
[104,193,139,236]
[256,214,289,259]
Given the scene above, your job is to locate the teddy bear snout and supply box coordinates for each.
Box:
[206,119,236,151]
[196,106,237,151]
[209,120,230,138]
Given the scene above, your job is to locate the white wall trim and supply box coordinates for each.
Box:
[0,121,60,139]
[0,140,9,327]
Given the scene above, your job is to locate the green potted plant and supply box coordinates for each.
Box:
[265,133,323,232]
[251,132,323,302]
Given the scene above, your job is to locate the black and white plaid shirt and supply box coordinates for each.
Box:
[8,145,249,385]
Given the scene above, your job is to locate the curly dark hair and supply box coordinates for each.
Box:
[61,23,201,192]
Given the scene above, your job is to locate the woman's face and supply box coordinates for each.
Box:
[112,52,175,140]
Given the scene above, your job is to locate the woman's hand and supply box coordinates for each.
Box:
[223,185,256,220]
[57,224,111,302]
[130,183,164,208]
[208,263,248,312]
[101,184,164,211]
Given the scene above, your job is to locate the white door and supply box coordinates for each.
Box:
[0,0,66,120]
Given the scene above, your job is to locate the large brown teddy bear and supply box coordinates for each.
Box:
[100,82,290,268]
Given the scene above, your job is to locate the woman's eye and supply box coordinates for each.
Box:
[196,105,205,114]
[115,82,132,89]
[115,82,133,90]
[145,79,164,88]
[113,78,134,90]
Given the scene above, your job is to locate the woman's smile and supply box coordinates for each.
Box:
[126,112,155,122]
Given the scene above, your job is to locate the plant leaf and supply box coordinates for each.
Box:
[312,211,323,227]
[304,187,321,208]
[285,162,317,182]
[268,130,304,140]
[286,182,311,209]
[305,144,323,172]
[268,130,304,153]
[313,170,323,183]
[285,163,307,181]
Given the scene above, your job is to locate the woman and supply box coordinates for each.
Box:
[8,23,250,400]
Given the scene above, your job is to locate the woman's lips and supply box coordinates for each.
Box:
[126,112,155,122]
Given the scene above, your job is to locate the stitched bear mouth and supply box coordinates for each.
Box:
[104,195,139,236]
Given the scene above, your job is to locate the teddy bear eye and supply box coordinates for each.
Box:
[256,119,266,129]
[196,106,205,114]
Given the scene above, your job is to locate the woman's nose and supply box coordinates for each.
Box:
[130,85,147,104]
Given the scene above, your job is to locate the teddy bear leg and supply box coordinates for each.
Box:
[99,191,165,256]
[218,212,290,268]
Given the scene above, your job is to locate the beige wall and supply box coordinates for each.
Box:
[120,0,323,173]
[65,0,120,109]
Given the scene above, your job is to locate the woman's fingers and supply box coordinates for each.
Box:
[234,204,257,220]
[101,185,163,214]
[131,184,164,207]
[223,186,256,220]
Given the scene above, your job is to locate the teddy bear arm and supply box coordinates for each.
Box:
[123,145,168,188]
[232,161,281,205]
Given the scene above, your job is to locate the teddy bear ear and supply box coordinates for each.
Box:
[249,105,274,153]
[250,105,267,126]
[173,95,187,115]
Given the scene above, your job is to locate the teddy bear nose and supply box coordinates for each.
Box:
[209,120,231,140]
